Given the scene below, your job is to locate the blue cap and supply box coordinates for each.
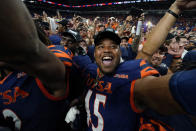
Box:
[49,35,61,45]
[183,50,196,63]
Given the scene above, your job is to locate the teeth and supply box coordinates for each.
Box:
[103,56,112,60]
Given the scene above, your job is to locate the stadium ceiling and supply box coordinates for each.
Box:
[24,0,173,11]
[23,0,196,17]
[24,0,171,5]
[45,0,170,5]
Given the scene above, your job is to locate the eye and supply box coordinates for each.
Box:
[97,45,104,49]
[111,45,117,49]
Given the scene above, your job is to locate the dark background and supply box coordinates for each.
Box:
[24,0,195,18]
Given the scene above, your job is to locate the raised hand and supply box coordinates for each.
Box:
[138,13,145,21]
[173,0,196,10]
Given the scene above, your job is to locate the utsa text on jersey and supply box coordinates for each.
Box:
[0,86,29,105]
[86,74,112,94]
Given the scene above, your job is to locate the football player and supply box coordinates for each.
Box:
[0,0,73,130]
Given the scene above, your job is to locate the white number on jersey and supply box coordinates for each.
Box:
[2,109,22,130]
[85,90,107,131]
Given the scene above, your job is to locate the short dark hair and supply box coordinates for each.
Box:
[34,21,51,45]
[159,45,168,53]
[176,35,187,42]
[165,39,172,46]
[166,33,175,41]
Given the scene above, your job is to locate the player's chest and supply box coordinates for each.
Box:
[85,73,131,95]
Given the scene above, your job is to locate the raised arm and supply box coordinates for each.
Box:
[0,0,67,97]
[136,0,196,62]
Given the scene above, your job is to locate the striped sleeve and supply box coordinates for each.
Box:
[48,45,73,67]
[139,60,159,78]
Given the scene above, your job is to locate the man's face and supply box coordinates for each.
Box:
[99,26,105,32]
[79,29,87,38]
[120,39,128,48]
[167,38,185,56]
[169,38,179,53]
[79,41,87,53]
[151,50,165,66]
[60,36,77,53]
[94,39,121,75]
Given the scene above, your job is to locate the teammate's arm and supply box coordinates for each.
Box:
[0,0,67,97]
[134,69,196,116]
[136,0,196,62]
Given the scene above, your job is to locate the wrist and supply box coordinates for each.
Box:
[169,3,182,15]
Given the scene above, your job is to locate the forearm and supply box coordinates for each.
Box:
[134,75,185,115]
[92,23,97,36]
[131,35,141,53]
[118,27,124,37]
[136,3,181,61]
[135,69,196,116]
[0,0,39,61]
[0,0,67,96]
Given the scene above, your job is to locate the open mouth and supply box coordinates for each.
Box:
[172,49,178,52]
[102,56,113,66]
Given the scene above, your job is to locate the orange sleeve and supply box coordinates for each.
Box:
[140,60,159,78]
[130,80,144,113]
[35,68,70,101]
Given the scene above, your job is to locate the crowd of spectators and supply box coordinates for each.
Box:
[32,10,196,75]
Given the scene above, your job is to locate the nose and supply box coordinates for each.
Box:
[103,46,111,53]
[171,42,179,50]
[154,53,159,57]
[153,52,160,58]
